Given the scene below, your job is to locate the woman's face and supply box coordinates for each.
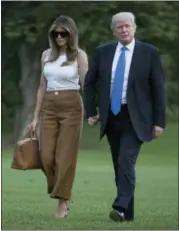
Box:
[52,26,69,48]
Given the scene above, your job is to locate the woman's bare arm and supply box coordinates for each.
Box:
[77,49,88,91]
[33,50,48,121]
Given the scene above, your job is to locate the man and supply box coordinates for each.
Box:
[84,12,166,222]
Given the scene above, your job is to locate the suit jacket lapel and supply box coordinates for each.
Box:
[127,40,141,89]
[106,42,118,82]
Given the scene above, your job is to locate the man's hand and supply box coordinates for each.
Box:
[88,114,99,126]
[152,125,163,138]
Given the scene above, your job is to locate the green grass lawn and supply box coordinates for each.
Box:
[2,123,178,230]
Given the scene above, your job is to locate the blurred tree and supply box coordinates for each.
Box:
[2,2,73,138]
[1,1,178,141]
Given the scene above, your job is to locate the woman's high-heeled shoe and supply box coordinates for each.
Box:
[55,199,70,219]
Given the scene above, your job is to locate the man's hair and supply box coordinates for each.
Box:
[111,12,137,31]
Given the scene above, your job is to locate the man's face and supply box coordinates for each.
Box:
[113,17,135,45]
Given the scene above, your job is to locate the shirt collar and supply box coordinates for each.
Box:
[118,38,135,51]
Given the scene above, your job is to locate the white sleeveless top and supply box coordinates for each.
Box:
[43,54,80,91]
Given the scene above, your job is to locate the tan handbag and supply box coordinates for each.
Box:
[11,131,42,170]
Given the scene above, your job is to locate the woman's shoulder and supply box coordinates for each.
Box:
[77,48,88,62]
[41,48,51,62]
[77,48,87,57]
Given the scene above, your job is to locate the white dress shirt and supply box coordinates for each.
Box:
[111,38,135,104]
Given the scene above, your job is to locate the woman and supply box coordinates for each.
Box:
[28,15,88,219]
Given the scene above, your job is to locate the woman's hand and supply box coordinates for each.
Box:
[28,119,38,134]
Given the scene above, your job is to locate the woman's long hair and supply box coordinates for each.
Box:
[47,15,79,64]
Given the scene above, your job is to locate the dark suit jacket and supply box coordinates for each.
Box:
[84,40,166,142]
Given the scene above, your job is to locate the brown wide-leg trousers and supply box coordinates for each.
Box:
[40,90,83,200]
